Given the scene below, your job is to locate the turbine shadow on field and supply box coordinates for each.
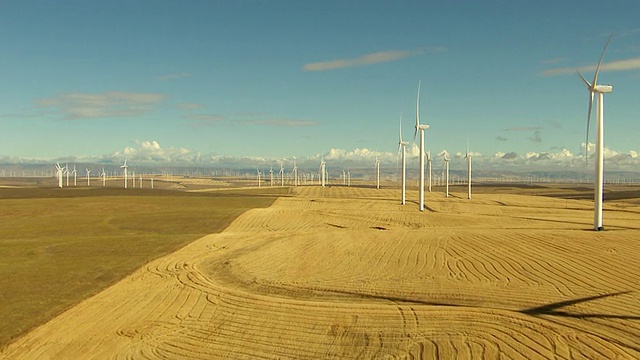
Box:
[521,291,640,320]
[516,216,640,231]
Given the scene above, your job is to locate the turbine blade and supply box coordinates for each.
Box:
[593,32,613,87]
[399,112,403,144]
[414,81,421,140]
[576,71,592,88]
[585,92,594,165]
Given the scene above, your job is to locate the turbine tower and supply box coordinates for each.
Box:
[444,154,450,198]
[398,113,409,205]
[72,165,77,186]
[86,168,91,186]
[256,169,262,187]
[293,159,298,186]
[577,33,613,231]
[65,163,69,187]
[269,166,274,187]
[465,142,472,200]
[347,169,351,187]
[101,167,106,186]
[375,156,380,190]
[414,80,430,211]
[426,150,433,192]
[121,158,128,189]
[320,158,326,187]
[55,163,64,188]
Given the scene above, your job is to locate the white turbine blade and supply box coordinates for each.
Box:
[593,33,613,87]
[585,91,594,165]
[414,81,421,140]
[576,70,592,89]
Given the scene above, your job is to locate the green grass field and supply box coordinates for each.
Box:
[0,187,285,348]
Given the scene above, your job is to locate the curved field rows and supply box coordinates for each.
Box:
[2,187,639,358]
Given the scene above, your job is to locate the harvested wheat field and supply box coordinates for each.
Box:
[2,186,640,359]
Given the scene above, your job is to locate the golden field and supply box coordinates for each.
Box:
[1,182,639,359]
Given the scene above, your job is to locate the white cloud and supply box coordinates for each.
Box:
[302,47,443,72]
[177,103,204,110]
[541,56,640,76]
[35,91,167,120]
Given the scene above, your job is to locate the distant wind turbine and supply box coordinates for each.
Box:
[320,158,326,187]
[414,80,430,211]
[72,165,77,186]
[55,163,64,188]
[576,33,614,231]
[257,169,262,187]
[347,169,351,187]
[465,142,472,200]
[398,113,409,205]
[86,168,91,186]
[65,163,69,187]
[293,159,298,186]
[269,166,274,187]
[375,156,380,190]
[426,150,432,192]
[279,161,284,187]
[121,159,128,189]
[443,154,450,198]
[101,167,106,186]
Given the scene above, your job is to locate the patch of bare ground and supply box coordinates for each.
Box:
[2,185,639,358]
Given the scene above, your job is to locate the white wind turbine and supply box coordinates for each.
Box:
[101,167,106,186]
[279,161,284,186]
[375,156,380,190]
[86,168,91,186]
[256,169,262,187]
[139,173,142,188]
[465,142,472,200]
[65,163,69,187]
[397,113,409,205]
[320,157,326,187]
[577,33,613,231]
[55,163,64,188]
[347,169,351,187]
[414,80,430,211]
[72,165,77,186]
[293,159,298,186]
[426,150,432,192]
[121,159,128,189]
[132,170,135,188]
[269,166,273,187]
[343,170,346,185]
[443,153,450,198]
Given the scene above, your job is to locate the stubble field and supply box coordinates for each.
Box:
[1,182,639,359]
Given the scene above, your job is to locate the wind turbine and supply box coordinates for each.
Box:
[279,161,284,186]
[320,158,326,187]
[132,170,135,188]
[139,173,143,188]
[375,156,380,190]
[101,167,106,186]
[577,33,613,231]
[414,80,430,211]
[443,153,450,198]
[397,113,409,205]
[121,158,128,189]
[257,169,262,187]
[465,142,472,200]
[86,168,91,186]
[72,165,77,186]
[347,169,351,187]
[426,150,432,192]
[65,163,69,187]
[343,170,346,185]
[55,163,64,188]
[293,159,298,186]
[269,166,274,187]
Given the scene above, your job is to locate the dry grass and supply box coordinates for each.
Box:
[2,183,640,358]
[0,186,282,348]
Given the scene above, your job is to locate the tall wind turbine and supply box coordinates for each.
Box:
[279,161,284,186]
[72,165,77,186]
[269,166,274,187]
[577,33,613,231]
[465,142,472,200]
[55,163,64,188]
[398,113,409,205]
[101,167,106,186]
[293,159,298,186]
[86,168,91,186]
[65,163,70,187]
[121,158,128,189]
[256,169,262,187]
[347,169,351,187]
[414,80,430,211]
[320,158,326,187]
[375,156,380,190]
[426,150,432,192]
[443,154,450,198]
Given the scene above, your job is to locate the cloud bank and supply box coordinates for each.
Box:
[302,47,443,72]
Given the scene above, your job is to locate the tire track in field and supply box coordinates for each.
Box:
[2,188,639,359]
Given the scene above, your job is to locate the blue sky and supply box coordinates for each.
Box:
[1,1,639,171]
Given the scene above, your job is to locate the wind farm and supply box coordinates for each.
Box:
[2,2,640,359]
